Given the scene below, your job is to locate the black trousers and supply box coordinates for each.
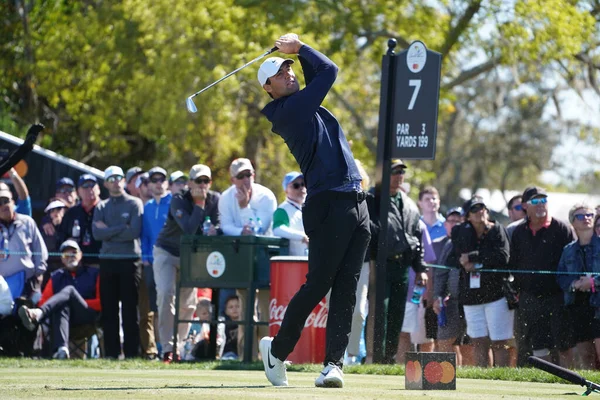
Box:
[100,258,142,358]
[271,191,371,367]
[378,261,411,363]
[40,286,98,352]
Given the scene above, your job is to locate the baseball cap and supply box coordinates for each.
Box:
[0,183,12,199]
[169,170,188,183]
[189,164,211,180]
[56,177,75,188]
[126,167,143,184]
[391,159,407,170]
[282,171,303,191]
[44,199,67,213]
[104,165,124,180]
[59,239,80,252]
[229,158,254,178]
[522,186,547,204]
[78,174,98,187]
[257,57,295,86]
[135,172,149,188]
[462,196,486,214]
[148,166,167,179]
[445,207,464,218]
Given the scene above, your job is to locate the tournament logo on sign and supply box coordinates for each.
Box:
[206,251,226,278]
[407,41,427,73]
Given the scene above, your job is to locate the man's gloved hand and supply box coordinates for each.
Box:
[24,123,44,147]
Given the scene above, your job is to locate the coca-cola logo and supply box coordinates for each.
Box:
[269,298,328,329]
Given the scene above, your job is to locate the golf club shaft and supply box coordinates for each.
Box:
[190,46,278,99]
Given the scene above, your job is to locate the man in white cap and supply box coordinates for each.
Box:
[218,158,277,236]
[125,166,143,197]
[272,171,308,256]
[218,158,277,360]
[92,165,144,359]
[169,171,188,195]
[39,199,68,282]
[154,164,221,363]
[135,172,152,205]
[256,34,370,388]
[18,239,101,359]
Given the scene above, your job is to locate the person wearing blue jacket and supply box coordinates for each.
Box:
[557,203,600,369]
[257,33,370,388]
[140,166,172,360]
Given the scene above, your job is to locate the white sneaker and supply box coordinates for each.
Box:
[259,337,288,386]
[53,346,70,360]
[315,362,344,388]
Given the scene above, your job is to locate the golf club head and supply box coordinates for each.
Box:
[186,97,198,113]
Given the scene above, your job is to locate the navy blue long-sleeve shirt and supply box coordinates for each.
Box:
[260,45,362,200]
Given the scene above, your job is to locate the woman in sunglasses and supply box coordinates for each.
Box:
[557,203,600,369]
[451,196,512,367]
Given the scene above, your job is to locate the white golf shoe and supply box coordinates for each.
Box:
[259,337,288,386]
[315,362,344,388]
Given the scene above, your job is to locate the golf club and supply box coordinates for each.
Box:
[186,46,278,113]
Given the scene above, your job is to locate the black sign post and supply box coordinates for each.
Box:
[368,39,441,364]
[392,41,441,159]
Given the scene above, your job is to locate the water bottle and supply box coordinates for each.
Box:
[202,216,212,236]
[248,218,256,234]
[437,299,447,327]
[410,283,425,304]
[72,219,81,239]
[255,217,263,235]
[82,230,91,246]
[0,232,8,262]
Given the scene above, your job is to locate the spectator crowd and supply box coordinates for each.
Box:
[1,158,600,372]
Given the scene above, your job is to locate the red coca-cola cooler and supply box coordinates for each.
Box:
[269,255,327,364]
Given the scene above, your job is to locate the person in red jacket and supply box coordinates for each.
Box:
[18,239,100,359]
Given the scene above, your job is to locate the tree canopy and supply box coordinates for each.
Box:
[1,0,599,201]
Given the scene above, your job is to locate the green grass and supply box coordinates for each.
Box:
[0,363,589,400]
[1,358,599,384]
[0,358,599,399]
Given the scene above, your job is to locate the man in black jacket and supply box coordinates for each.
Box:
[367,159,428,364]
[57,174,102,266]
[510,186,575,366]
[153,164,221,363]
[258,33,370,388]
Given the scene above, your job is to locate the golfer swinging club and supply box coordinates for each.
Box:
[258,33,371,388]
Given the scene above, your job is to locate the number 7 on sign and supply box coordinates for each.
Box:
[408,79,421,110]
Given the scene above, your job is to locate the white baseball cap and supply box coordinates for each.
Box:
[104,165,124,180]
[257,57,294,86]
[189,164,211,180]
[44,200,67,213]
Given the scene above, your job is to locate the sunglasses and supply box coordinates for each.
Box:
[61,252,78,259]
[574,213,595,221]
[235,171,253,180]
[512,204,523,212]
[528,197,547,205]
[150,176,166,184]
[57,187,75,194]
[106,175,123,183]
[391,169,406,176]
[194,177,211,185]
[80,182,96,189]
[470,204,485,213]
[173,178,188,185]
[292,181,305,189]
[0,198,11,206]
